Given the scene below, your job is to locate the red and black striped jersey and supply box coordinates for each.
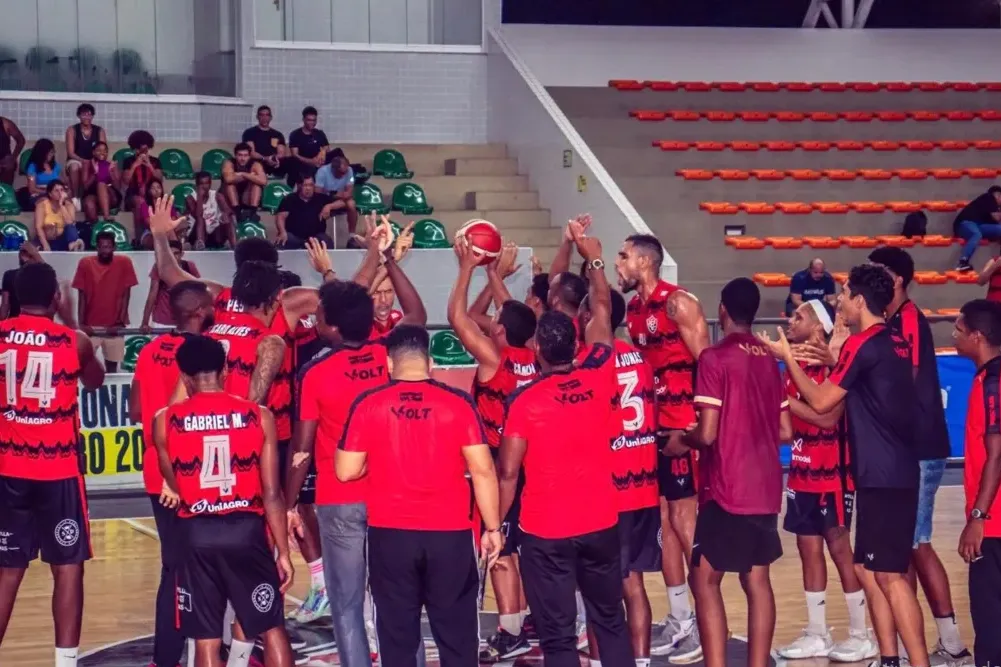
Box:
[785,361,852,494]
[473,346,537,447]
[135,331,191,493]
[609,339,659,511]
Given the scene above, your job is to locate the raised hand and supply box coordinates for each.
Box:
[569,220,601,261]
[453,235,479,271]
[530,255,543,276]
[306,237,333,275]
[756,330,787,360]
[150,196,185,236]
[494,241,521,278]
[392,221,415,262]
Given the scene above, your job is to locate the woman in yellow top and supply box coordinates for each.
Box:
[34,181,84,251]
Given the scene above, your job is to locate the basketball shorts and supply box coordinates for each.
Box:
[490,467,524,557]
[656,435,696,501]
[782,489,854,537]
[278,439,316,505]
[0,474,92,568]
[854,487,918,574]
[176,513,285,639]
[618,506,662,577]
[692,501,782,574]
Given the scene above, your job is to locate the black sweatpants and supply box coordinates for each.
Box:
[519,526,633,667]
[368,527,479,667]
[970,537,1001,667]
[150,494,185,667]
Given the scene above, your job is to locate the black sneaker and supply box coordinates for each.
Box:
[479,629,532,662]
[956,259,974,272]
[522,614,538,641]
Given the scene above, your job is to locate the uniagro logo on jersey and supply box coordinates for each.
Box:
[54,519,80,547]
[252,583,275,613]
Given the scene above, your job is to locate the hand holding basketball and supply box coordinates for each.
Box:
[455,219,502,266]
[453,235,479,271]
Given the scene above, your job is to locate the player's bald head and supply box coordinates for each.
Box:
[169,280,213,327]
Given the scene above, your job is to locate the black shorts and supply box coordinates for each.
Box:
[618,507,662,577]
[488,462,523,557]
[0,475,92,568]
[656,444,697,501]
[176,513,284,639]
[278,440,316,505]
[692,501,782,573]
[783,489,854,537]
[854,487,918,574]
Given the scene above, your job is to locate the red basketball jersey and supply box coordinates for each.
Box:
[473,346,538,447]
[784,362,852,493]
[134,332,189,493]
[610,338,659,511]
[207,313,269,400]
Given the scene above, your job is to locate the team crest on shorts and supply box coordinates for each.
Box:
[657,526,663,549]
[54,519,80,547]
[646,315,658,334]
[252,583,275,613]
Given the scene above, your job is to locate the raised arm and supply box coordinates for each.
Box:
[248,334,287,405]
[570,224,612,347]
[384,243,426,327]
[669,291,710,360]
[449,241,501,378]
[149,196,225,294]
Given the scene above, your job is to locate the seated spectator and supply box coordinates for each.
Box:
[186,170,236,249]
[288,106,329,186]
[17,138,63,211]
[275,172,337,249]
[954,185,1001,271]
[81,141,120,225]
[141,239,200,331]
[0,115,25,185]
[315,153,359,234]
[34,181,84,251]
[242,105,290,178]
[785,257,836,316]
[221,143,266,218]
[121,130,163,218]
[64,103,107,205]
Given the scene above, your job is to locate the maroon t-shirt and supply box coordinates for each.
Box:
[693,332,788,515]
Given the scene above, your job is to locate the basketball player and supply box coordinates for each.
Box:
[0,263,104,667]
[768,264,930,667]
[616,233,709,660]
[868,247,971,663]
[448,239,537,661]
[770,300,875,662]
[952,299,1001,667]
[152,335,294,667]
[130,280,216,667]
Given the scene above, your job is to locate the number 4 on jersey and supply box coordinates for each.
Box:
[200,435,237,496]
[0,349,56,408]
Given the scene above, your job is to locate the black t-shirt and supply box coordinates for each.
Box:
[2,268,19,318]
[288,128,329,159]
[954,192,1001,234]
[277,192,332,238]
[829,324,919,489]
[887,300,950,460]
[241,126,285,158]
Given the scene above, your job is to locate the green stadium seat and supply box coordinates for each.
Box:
[261,182,291,213]
[0,184,19,216]
[91,220,130,250]
[372,149,414,179]
[18,149,30,175]
[171,183,197,213]
[354,183,390,215]
[121,335,152,372]
[429,330,474,366]
[0,220,29,246]
[159,148,195,179]
[391,182,433,215]
[112,147,135,170]
[200,148,232,179]
[237,220,267,240]
[411,218,449,249]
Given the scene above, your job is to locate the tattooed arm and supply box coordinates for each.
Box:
[668,290,710,360]
[249,334,287,404]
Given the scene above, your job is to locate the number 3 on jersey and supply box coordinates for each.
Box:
[200,435,237,496]
[617,370,644,432]
[0,349,56,408]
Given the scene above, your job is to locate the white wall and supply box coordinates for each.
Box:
[500,24,1001,87]
[486,30,676,282]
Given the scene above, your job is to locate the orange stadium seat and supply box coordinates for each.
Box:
[902,140,935,151]
[919,235,955,246]
[848,82,882,92]
[763,141,797,151]
[705,111,737,122]
[751,169,786,180]
[739,202,777,214]
[850,201,888,213]
[803,236,843,248]
[630,110,667,121]
[750,82,781,92]
[834,140,866,151]
[894,169,929,180]
[775,111,806,122]
[730,141,761,151]
[681,81,712,92]
[886,201,924,213]
[808,111,839,122]
[965,168,1000,179]
[677,169,714,180]
[694,141,727,151]
[928,168,963,179]
[727,237,767,249]
[669,110,701,121]
[787,169,823,180]
[946,271,980,284]
[974,140,1001,150]
[937,308,962,317]
[798,141,832,152]
[867,141,901,152]
[781,82,816,91]
[981,83,1001,92]
[715,82,747,92]
[909,111,942,121]
[738,111,771,122]
[949,82,982,92]
[859,169,894,180]
[818,82,848,92]
[913,272,949,285]
[875,235,917,247]
[823,169,858,180]
[876,111,908,121]
[700,202,739,214]
[776,202,814,214]
[717,169,751,180]
[841,111,875,122]
[832,271,850,283]
[840,236,879,248]
[945,110,976,121]
[610,80,645,90]
[646,81,680,91]
[885,82,915,92]
[753,273,793,286]
[978,110,1001,121]
[813,202,851,214]
[658,141,691,151]
[923,200,961,212]
[937,140,971,150]
[765,237,805,248]
[916,82,948,92]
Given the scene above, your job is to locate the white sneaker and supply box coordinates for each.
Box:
[778,629,834,659]
[651,614,694,656]
[829,629,880,663]
[932,640,973,666]
[575,618,588,650]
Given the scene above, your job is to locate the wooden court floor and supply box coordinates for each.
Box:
[0,486,976,666]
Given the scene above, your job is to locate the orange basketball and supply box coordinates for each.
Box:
[456,219,502,265]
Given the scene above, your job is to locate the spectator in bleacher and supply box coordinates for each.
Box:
[64,103,107,206]
[186,170,236,250]
[0,115,25,185]
[34,181,83,251]
[140,239,200,331]
[288,106,329,186]
[954,186,1001,272]
[17,138,63,211]
[121,130,163,221]
[242,104,289,178]
[72,231,139,372]
[315,153,359,234]
[81,141,120,227]
[275,172,336,249]
[222,142,266,218]
[785,258,836,317]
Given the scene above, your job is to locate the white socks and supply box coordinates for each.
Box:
[845,589,867,634]
[499,612,523,636]
[226,638,255,667]
[576,590,587,624]
[805,590,827,635]
[636,659,652,667]
[308,558,325,590]
[935,613,965,655]
[223,602,235,645]
[187,638,197,667]
[668,584,693,620]
[55,647,78,667]
[589,661,602,667]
